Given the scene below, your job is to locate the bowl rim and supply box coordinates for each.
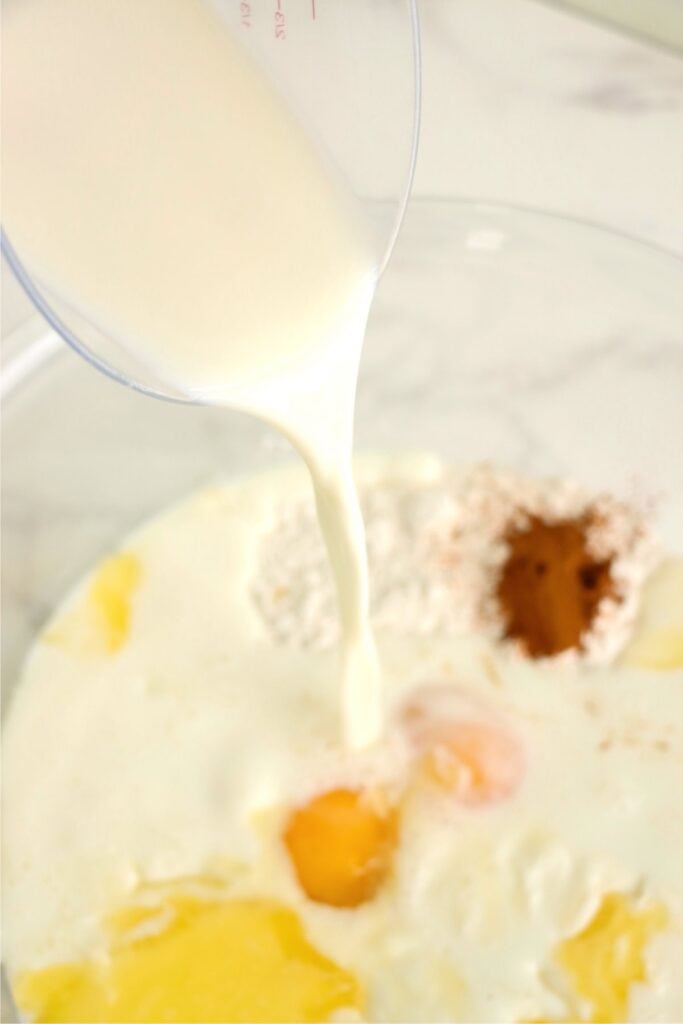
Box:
[3,197,682,407]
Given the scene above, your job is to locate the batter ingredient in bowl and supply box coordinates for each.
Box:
[4,456,683,1022]
[497,513,619,658]
[13,893,363,1024]
[253,462,654,662]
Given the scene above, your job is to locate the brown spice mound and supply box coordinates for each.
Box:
[496,513,618,658]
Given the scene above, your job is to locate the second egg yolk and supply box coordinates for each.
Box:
[418,720,524,806]
[399,689,524,808]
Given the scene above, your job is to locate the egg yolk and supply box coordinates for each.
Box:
[14,892,362,1023]
[283,787,398,907]
[419,720,524,806]
[399,690,524,807]
[45,552,141,655]
[554,892,668,1023]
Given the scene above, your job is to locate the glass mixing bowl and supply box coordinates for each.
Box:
[1,195,683,1019]
[3,200,682,694]
[2,199,682,1017]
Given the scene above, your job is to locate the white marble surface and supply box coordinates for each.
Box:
[3,0,683,339]
[416,0,683,249]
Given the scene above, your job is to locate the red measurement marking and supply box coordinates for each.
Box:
[240,1,251,28]
[311,0,316,19]
[274,0,285,39]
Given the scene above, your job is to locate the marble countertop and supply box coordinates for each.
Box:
[415,0,683,249]
[3,0,683,340]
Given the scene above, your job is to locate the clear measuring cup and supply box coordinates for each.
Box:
[1,0,421,402]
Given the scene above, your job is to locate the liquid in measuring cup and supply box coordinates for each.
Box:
[3,0,382,746]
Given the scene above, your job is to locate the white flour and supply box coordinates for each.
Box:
[252,463,657,664]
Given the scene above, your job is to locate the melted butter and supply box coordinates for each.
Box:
[623,627,683,670]
[44,553,140,655]
[623,559,683,670]
[554,892,668,1023]
[14,891,362,1023]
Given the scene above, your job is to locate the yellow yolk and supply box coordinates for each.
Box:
[45,553,140,655]
[554,892,668,1023]
[14,892,362,1023]
[283,787,398,908]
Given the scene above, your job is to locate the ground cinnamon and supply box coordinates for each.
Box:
[496,513,617,658]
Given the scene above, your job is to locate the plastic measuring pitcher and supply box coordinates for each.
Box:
[1,0,421,403]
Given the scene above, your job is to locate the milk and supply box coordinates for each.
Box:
[3,0,382,746]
